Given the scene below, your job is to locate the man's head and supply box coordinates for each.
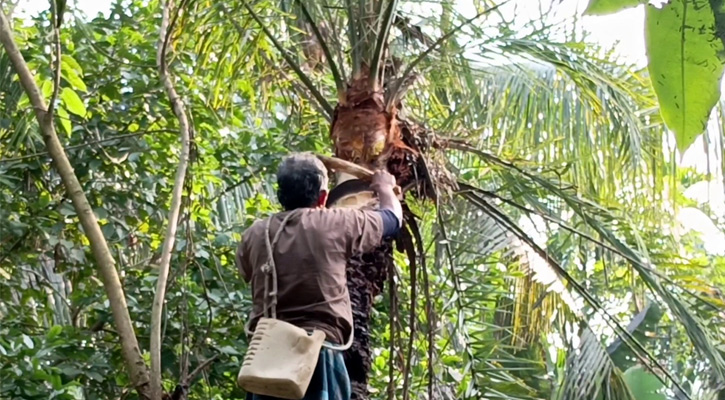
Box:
[276,153,329,210]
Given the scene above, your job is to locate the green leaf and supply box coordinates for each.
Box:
[62,55,83,75]
[61,59,87,92]
[584,0,642,15]
[608,301,664,370]
[623,366,665,400]
[56,106,72,136]
[21,335,33,350]
[47,325,62,340]
[60,88,86,117]
[59,203,76,216]
[38,192,52,208]
[645,0,725,153]
[86,371,104,382]
[60,365,83,378]
[40,80,53,98]
[218,345,241,355]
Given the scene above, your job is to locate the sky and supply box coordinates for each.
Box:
[18,0,648,62]
[15,0,725,252]
[18,0,108,19]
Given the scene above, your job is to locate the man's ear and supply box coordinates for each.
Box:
[316,190,329,208]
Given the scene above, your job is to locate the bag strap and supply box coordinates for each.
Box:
[248,209,355,351]
[262,210,298,319]
[320,327,354,351]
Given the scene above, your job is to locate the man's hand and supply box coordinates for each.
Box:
[370,169,403,229]
[370,170,396,192]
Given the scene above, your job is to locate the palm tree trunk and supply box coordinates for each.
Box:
[326,177,394,400]
[326,70,414,398]
[326,61,446,396]
[343,242,394,399]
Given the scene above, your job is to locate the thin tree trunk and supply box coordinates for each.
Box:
[0,10,151,399]
[150,0,192,398]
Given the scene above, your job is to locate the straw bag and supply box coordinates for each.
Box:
[237,211,353,399]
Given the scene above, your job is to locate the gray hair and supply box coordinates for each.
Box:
[276,153,329,210]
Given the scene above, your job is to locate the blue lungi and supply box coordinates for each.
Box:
[245,346,351,400]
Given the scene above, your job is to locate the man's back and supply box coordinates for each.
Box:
[237,208,383,344]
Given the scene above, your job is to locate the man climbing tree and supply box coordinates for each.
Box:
[236,153,402,400]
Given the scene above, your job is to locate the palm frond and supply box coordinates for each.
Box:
[558,327,635,400]
[431,198,538,398]
[405,31,667,215]
[436,193,641,399]
[369,0,399,89]
[387,4,503,110]
[448,141,722,390]
[459,190,692,394]
[344,0,361,76]
[237,2,334,117]
[294,0,345,98]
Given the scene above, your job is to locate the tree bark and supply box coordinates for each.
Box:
[344,243,394,400]
[0,10,151,399]
[150,0,192,398]
[327,180,395,400]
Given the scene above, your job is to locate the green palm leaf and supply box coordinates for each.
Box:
[558,327,635,400]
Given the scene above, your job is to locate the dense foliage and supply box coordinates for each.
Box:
[1,0,724,399]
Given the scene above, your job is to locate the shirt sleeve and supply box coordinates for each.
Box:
[377,209,401,238]
[236,234,252,283]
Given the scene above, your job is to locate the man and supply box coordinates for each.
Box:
[236,153,402,400]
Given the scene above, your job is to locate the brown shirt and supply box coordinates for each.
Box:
[236,208,383,344]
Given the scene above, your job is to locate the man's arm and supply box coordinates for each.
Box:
[332,170,402,255]
[235,237,252,283]
[370,170,402,237]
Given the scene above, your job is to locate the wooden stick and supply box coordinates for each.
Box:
[316,154,402,196]
[316,154,375,178]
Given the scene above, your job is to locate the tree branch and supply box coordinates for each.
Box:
[0,9,151,399]
[0,129,177,163]
[46,0,61,124]
[150,0,192,398]
[186,355,218,384]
